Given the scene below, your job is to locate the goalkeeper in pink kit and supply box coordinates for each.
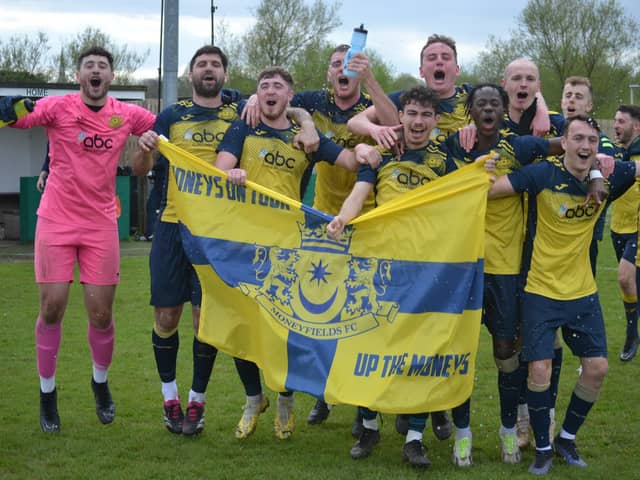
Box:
[0,46,155,432]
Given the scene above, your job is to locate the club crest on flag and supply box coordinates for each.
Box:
[238,217,398,340]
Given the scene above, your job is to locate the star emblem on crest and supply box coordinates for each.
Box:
[307,259,331,286]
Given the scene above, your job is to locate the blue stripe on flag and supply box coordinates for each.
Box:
[382,259,484,313]
[284,331,337,400]
[180,224,484,314]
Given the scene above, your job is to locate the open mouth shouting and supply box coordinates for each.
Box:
[512,90,531,109]
[479,113,498,132]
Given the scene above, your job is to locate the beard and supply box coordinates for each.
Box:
[193,78,223,98]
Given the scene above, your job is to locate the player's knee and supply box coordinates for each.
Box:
[581,357,608,383]
[494,352,519,373]
[528,360,551,385]
[618,262,636,293]
[39,303,65,324]
[87,308,114,329]
[155,307,181,333]
[493,339,517,361]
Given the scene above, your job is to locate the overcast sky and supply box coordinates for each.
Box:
[1,0,638,79]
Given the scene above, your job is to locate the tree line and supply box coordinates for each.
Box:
[1,0,638,117]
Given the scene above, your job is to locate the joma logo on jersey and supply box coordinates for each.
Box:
[559,204,596,219]
[78,132,113,149]
[262,150,296,169]
[184,128,225,143]
[554,183,568,191]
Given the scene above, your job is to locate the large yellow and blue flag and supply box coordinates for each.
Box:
[159,138,489,413]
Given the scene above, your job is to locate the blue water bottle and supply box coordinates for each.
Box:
[343,24,367,78]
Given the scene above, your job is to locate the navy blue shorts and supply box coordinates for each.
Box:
[482,273,520,341]
[521,292,607,361]
[149,220,201,307]
[610,231,637,264]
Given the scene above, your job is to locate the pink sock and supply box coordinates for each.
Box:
[88,321,114,371]
[35,316,62,378]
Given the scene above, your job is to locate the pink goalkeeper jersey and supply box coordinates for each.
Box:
[14,94,155,229]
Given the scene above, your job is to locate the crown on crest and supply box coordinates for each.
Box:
[297,221,353,254]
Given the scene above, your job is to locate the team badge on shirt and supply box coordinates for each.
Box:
[218,105,238,121]
[108,116,123,128]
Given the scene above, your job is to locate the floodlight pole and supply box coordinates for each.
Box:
[630,84,640,104]
[211,2,218,44]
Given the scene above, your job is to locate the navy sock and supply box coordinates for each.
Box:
[498,367,524,428]
[359,406,378,421]
[408,413,428,432]
[550,347,563,409]
[452,398,470,429]
[527,387,551,449]
[233,357,262,396]
[562,391,594,436]
[623,298,639,340]
[517,357,528,405]
[191,337,217,394]
[152,329,179,382]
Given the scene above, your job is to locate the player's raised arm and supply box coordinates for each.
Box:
[327,181,373,240]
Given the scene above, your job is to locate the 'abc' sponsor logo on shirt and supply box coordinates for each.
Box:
[78,132,113,149]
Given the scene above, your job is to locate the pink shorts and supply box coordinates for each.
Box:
[34,217,120,285]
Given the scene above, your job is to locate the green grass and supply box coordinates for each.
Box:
[0,230,638,480]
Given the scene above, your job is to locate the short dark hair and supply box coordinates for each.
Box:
[399,86,440,111]
[465,83,508,116]
[420,34,457,64]
[77,46,114,70]
[564,114,601,135]
[332,44,350,55]
[617,104,640,122]
[564,76,593,99]
[257,66,294,88]
[189,45,228,72]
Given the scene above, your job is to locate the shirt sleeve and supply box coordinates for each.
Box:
[507,161,548,194]
[12,95,59,129]
[153,106,173,137]
[598,133,616,156]
[513,135,550,165]
[216,120,249,159]
[388,90,403,110]
[357,163,377,184]
[608,160,638,202]
[311,130,344,165]
[128,104,156,136]
[290,91,315,111]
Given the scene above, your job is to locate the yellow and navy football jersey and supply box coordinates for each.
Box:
[389,84,473,145]
[291,89,375,214]
[444,131,549,274]
[502,111,564,139]
[157,98,244,223]
[610,137,640,234]
[217,120,343,201]
[357,142,456,206]
[512,158,637,300]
